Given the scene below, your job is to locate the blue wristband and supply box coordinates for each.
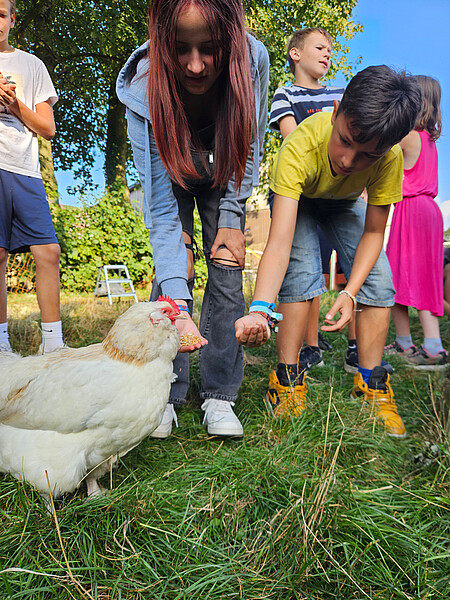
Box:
[249,300,276,313]
[248,301,283,329]
[177,304,190,315]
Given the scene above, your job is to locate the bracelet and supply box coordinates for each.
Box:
[249,300,276,313]
[177,304,190,315]
[249,302,282,321]
[338,289,357,310]
[249,301,283,332]
[250,310,281,332]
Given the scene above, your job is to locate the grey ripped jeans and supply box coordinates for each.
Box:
[150,158,245,405]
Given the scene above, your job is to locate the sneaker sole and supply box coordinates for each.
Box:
[206,425,243,437]
[149,429,172,439]
[306,359,324,369]
[387,430,407,439]
[406,363,449,371]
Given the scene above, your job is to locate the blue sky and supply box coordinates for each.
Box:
[57,0,450,229]
[333,0,450,228]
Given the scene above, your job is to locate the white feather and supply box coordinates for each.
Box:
[0,301,180,498]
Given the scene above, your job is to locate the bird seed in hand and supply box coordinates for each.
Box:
[180,333,203,346]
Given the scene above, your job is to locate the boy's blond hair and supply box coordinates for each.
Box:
[287,27,333,75]
[6,0,15,15]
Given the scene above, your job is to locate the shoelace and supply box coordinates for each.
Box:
[166,403,178,427]
[201,399,235,423]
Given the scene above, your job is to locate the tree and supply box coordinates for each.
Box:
[244,0,361,154]
[14,0,148,197]
[13,0,362,199]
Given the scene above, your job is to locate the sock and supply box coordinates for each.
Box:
[41,320,64,353]
[347,338,357,349]
[0,322,11,351]
[357,365,372,385]
[276,362,305,386]
[396,335,413,350]
[423,338,444,355]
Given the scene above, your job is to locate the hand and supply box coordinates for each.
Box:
[0,71,16,107]
[321,293,354,332]
[235,313,270,347]
[175,314,208,353]
[210,228,246,268]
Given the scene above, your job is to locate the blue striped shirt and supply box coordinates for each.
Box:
[269,84,345,131]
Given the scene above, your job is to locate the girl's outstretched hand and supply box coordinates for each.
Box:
[175,314,208,353]
[235,313,270,347]
[321,293,354,332]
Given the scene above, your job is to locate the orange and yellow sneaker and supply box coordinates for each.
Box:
[265,370,307,418]
[351,366,406,438]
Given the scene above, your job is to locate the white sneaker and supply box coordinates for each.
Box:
[0,341,12,353]
[201,399,243,437]
[150,403,178,439]
[38,342,70,355]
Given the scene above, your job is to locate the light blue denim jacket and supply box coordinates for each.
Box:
[116,34,269,301]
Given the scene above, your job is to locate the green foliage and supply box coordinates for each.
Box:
[244,0,363,194]
[50,189,153,292]
[193,209,208,290]
[14,0,148,190]
[13,0,363,193]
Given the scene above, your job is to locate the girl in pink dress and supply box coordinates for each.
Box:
[386,75,447,369]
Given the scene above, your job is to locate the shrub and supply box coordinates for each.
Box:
[50,189,154,292]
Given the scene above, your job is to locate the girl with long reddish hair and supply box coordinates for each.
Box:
[117,0,269,438]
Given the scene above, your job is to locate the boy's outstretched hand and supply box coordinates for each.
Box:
[235,313,270,347]
[321,292,355,332]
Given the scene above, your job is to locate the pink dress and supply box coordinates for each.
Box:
[386,130,444,316]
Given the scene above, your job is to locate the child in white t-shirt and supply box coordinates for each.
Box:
[0,0,65,354]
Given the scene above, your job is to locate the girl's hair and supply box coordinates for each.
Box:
[414,75,442,141]
[147,0,254,190]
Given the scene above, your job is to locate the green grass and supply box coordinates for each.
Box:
[0,291,449,599]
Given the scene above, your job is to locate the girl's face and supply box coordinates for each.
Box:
[175,5,222,96]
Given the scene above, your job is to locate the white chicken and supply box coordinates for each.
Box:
[0,299,180,502]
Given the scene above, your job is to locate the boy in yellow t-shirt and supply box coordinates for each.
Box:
[236,65,422,438]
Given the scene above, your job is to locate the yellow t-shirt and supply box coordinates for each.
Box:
[270,112,403,206]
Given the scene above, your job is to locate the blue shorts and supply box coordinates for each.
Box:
[0,169,58,253]
[279,196,395,307]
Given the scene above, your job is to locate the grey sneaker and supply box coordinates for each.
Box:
[0,341,12,353]
[150,403,178,439]
[299,345,324,369]
[201,399,243,436]
[384,341,417,357]
[405,346,449,371]
[38,342,70,355]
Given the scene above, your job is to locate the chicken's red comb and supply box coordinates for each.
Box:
[158,295,180,314]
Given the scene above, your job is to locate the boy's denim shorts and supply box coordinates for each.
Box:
[0,169,58,254]
[279,196,395,307]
